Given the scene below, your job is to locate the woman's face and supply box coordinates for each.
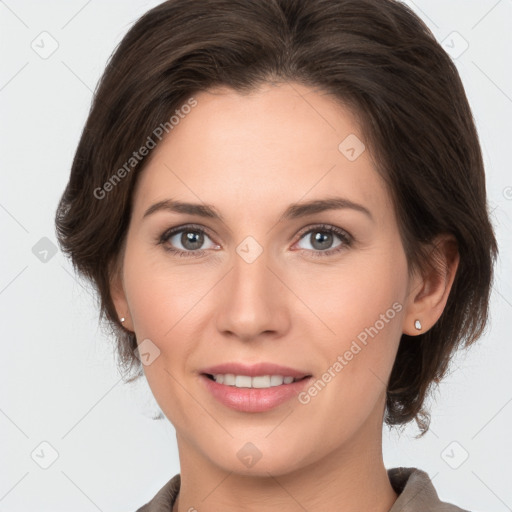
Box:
[113,82,420,476]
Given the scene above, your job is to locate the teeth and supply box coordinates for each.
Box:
[212,374,299,388]
[235,375,252,387]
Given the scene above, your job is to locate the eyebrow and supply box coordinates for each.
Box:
[142,197,373,222]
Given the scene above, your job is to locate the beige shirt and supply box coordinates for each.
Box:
[135,467,470,511]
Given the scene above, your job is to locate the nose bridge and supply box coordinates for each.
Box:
[215,237,288,339]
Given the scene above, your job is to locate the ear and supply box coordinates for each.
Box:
[402,234,459,335]
[109,257,134,332]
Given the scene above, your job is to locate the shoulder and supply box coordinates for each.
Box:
[134,473,180,512]
[388,467,471,512]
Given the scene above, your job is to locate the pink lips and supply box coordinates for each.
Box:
[199,362,312,413]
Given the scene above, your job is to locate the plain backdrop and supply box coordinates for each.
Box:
[1,1,511,511]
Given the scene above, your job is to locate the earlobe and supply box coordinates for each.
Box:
[402,235,459,336]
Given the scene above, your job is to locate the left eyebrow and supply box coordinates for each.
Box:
[280,197,374,222]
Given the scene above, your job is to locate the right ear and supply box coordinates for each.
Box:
[109,258,133,332]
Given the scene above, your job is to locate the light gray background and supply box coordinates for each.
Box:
[1,1,511,511]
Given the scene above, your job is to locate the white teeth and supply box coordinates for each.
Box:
[270,375,283,386]
[235,375,252,388]
[211,374,300,388]
[223,374,235,385]
[252,375,271,388]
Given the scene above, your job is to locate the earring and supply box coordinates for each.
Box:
[414,319,422,330]
[120,317,125,323]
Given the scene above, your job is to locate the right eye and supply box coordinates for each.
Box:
[159,224,220,257]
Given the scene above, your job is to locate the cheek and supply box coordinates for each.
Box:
[123,239,201,339]
[299,254,406,343]
[125,260,199,427]
[297,248,407,395]
[122,243,210,400]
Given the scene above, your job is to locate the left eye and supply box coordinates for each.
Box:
[295,226,351,253]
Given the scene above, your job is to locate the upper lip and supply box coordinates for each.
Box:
[200,362,311,379]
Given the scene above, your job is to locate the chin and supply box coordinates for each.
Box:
[203,439,314,478]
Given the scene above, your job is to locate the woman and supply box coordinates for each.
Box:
[54,0,498,510]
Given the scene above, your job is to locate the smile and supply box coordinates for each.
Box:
[200,373,313,412]
[204,373,307,388]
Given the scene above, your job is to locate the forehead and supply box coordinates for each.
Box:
[132,82,391,223]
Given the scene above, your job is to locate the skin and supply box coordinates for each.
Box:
[111,82,459,512]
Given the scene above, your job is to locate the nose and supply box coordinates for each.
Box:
[214,244,291,342]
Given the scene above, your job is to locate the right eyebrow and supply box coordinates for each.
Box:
[143,199,224,221]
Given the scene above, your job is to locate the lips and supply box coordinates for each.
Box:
[200,373,313,412]
[199,362,311,379]
[198,362,313,412]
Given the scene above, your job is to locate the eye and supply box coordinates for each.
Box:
[294,224,352,257]
[158,223,353,259]
[158,224,219,257]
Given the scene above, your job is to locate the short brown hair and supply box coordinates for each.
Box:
[55,0,498,436]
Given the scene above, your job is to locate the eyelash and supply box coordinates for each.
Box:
[157,223,353,259]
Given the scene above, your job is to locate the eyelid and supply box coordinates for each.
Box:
[295,223,352,242]
[161,223,217,240]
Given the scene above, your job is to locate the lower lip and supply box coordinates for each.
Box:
[200,374,312,412]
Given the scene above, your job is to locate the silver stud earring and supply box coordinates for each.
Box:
[120,317,125,323]
[414,319,422,330]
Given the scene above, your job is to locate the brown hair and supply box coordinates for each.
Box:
[55,0,498,436]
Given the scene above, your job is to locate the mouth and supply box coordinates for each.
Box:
[202,373,311,388]
[199,371,314,412]
[198,362,313,411]
[199,361,312,385]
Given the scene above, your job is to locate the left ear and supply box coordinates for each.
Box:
[402,234,460,335]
